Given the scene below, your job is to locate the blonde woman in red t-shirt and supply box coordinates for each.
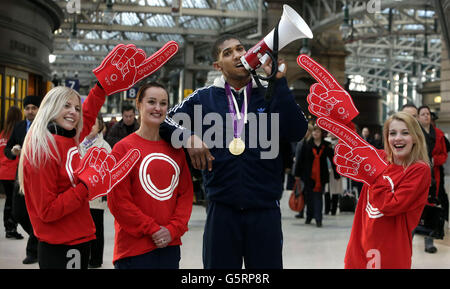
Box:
[344,112,430,269]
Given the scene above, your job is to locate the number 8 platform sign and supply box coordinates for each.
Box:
[126,87,138,99]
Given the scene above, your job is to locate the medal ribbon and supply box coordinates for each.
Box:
[224,82,252,139]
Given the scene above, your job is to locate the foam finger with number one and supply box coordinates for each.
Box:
[75,147,141,200]
[316,116,388,185]
[297,54,359,124]
[93,41,179,96]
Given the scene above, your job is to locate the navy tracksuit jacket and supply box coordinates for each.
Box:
[160,76,308,209]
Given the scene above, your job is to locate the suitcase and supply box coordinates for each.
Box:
[339,178,357,212]
[339,191,356,212]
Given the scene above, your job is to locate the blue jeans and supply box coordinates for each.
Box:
[114,246,180,269]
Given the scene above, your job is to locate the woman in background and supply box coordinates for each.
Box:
[295,125,338,227]
[79,113,111,268]
[0,106,23,239]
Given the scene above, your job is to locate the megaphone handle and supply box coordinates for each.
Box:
[259,55,284,72]
[256,51,278,81]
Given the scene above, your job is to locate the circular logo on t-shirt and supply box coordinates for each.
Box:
[66,146,80,188]
[139,153,180,201]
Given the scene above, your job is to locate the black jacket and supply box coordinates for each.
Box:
[4,120,28,160]
[105,119,139,148]
[295,138,338,192]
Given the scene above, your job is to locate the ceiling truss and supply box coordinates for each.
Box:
[50,0,446,113]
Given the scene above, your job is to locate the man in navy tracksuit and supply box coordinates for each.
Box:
[160,35,307,268]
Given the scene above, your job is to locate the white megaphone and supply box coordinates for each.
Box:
[240,4,313,73]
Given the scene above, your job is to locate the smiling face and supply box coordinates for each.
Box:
[213,38,250,87]
[137,86,169,127]
[388,119,415,165]
[54,93,81,131]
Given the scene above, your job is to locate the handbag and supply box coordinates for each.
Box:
[289,179,305,212]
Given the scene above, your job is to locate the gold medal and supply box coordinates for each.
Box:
[229,138,245,155]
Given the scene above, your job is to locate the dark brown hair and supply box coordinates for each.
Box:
[1,106,22,138]
[135,82,169,107]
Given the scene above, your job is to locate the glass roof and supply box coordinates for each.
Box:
[50,0,445,116]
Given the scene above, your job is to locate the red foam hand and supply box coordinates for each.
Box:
[316,116,387,186]
[75,147,141,200]
[297,54,359,124]
[93,41,179,95]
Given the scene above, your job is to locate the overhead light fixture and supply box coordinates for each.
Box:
[103,0,115,25]
[49,54,56,63]
[339,4,352,41]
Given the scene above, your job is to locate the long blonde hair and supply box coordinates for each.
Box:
[18,86,83,192]
[383,111,429,167]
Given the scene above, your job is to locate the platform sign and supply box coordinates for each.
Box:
[65,78,80,92]
[126,87,138,99]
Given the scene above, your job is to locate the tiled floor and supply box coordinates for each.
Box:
[1,191,450,269]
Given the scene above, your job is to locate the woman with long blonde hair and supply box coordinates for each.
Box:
[18,84,106,269]
[344,111,431,269]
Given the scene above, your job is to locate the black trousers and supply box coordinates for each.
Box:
[305,190,323,222]
[38,241,91,269]
[202,202,283,269]
[89,209,104,266]
[12,185,38,258]
[1,180,17,232]
[330,194,339,215]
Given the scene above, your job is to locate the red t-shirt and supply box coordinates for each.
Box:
[24,135,95,245]
[0,133,18,180]
[344,161,430,269]
[108,133,194,263]
[23,84,105,245]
